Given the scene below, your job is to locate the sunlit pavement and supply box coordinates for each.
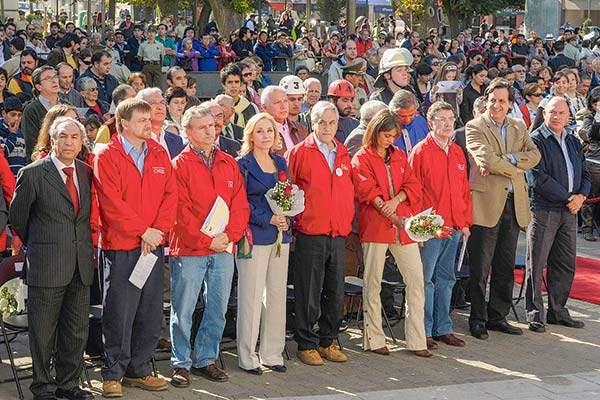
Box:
[1,231,599,400]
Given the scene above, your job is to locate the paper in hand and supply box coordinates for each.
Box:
[456,238,468,272]
[129,252,158,289]
[436,81,462,94]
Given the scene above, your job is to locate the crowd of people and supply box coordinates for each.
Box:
[0,8,598,400]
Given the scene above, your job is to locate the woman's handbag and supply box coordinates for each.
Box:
[236,164,253,259]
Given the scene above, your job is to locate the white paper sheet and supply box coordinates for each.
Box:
[436,81,462,94]
[14,262,23,272]
[129,252,158,289]
[201,196,233,254]
[456,238,468,272]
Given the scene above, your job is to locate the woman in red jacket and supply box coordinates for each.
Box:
[351,109,430,357]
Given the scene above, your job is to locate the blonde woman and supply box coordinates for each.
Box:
[236,113,292,375]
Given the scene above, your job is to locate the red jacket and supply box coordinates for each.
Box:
[285,134,354,237]
[352,145,422,244]
[355,38,373,58]
[0,152,15,252]
[94,135,177,250]
[408,134,472,230]
[169,146,249,257]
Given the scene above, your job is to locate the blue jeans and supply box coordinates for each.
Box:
[170,253,234,369]
[420,230,460,337]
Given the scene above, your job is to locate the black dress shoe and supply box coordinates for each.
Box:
[241,367,263,375]
[547,316,585,328]
[486,320,523,335]
[56,387,94,399]
[264,364,287,372]
[470,323,489,340]
[528,321,546,332]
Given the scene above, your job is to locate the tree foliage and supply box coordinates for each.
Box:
[317,0,346,25]
[441,0,524,36]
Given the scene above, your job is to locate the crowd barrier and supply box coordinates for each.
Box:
[175,71,330,100]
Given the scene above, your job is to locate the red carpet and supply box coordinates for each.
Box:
[514,256,600,305]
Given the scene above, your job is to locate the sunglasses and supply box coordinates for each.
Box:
[431,61,441,66]
[82,60,92,65]
[86,87,98,92]
[530,93,543,97]
[412,53,422,58]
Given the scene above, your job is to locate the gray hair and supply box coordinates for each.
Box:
[426,101,455,121]
[303,77,321,91]
[136,87,163,102]
[389,89,419,111]
[311,101,338,123]
[182,105,214,129]
[473,96,487,116]
[215,94,234,107]
[49,116,85,141]
[75,76,96,92]
[91,32,102,40]
[360,100,387,124]
[260,85,287,106]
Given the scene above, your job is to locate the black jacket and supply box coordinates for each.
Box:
[527,123,591,210]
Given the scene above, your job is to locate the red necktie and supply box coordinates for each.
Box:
[63,167,79,215]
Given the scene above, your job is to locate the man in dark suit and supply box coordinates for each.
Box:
[9,117,94,400]
[215,94,244,142]
[203,101,242,157]
[548,41,575,73]
[137,87,185,159]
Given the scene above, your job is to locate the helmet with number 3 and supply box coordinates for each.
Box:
[279,75,306,95]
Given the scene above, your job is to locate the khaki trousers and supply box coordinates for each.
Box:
[236,243,289,369]
[362,242,427,351]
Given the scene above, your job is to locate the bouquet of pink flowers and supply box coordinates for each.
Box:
[265,171,305,256]
[405,208,453,242]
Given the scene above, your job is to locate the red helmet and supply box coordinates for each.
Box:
[327,79,355,98]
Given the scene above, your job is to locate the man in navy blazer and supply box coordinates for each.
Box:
[137,87,185,159]
[202,100,242,158]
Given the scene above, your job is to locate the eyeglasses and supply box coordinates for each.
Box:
[257,64,263,67]
[148,100,167,107]
[86,87,98,91]
[431,61,441,66]
[243,72,253,77]
[474,57,482,62]
[530,93,543,97]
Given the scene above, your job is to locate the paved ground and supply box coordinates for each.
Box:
[1,232,599,400]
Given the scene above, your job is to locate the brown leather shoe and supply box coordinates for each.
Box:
[433,333,466,347]
[413,349,433,358]
[371,346,390,355]
[191,363,228,382]
[426,337,439,350]
[122,375,168,391]
[318,343,348,362]
[102,380,122,398]
[157,338,172,351]
[171,368,191,388]
[298,349,324,366]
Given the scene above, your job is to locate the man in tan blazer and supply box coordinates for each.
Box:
[465,78,541,340]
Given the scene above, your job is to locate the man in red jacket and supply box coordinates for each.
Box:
[94,98,177,398]
[285,101,355,366]
[409,101,473,350]
[168,106,249,387]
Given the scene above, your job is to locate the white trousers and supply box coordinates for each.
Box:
[236,243,289,369]
[362,242,427,351]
